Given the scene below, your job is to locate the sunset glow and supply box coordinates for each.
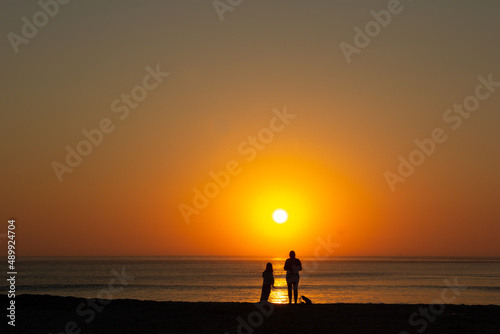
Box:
[4,2,500,333]
[3,1,499,258]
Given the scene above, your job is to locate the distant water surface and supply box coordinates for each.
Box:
[4,256,500,305]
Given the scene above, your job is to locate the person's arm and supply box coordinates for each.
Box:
[297,259,302,271]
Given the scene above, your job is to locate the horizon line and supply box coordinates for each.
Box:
[12,254,500,259]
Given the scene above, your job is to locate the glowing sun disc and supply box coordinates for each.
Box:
[272,209,288,224]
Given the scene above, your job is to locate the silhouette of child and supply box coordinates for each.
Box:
[260,262,274,302]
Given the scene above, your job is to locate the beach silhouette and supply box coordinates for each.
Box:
[260,262,274,302]
[284,250,303,304]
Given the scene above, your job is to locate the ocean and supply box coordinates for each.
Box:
[5,256,500,305]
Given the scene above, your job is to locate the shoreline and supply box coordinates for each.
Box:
[9,292,500,306]
[3,294,500,333]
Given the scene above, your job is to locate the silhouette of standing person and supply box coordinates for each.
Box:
[284,250,302,304]
[260,262,274,302]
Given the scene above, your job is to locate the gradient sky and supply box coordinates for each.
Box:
[2,0,500,257]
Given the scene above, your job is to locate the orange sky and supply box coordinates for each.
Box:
[2,1,500,257]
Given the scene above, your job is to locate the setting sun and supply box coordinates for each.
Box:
[272,209,288,224]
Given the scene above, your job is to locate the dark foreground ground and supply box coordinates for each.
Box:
[2,294,500,334]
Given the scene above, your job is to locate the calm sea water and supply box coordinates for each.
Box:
[4,257,500,305]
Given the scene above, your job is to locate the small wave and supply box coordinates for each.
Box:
[10,283,500,293]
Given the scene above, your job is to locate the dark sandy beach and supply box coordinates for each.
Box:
[2,294,499,334]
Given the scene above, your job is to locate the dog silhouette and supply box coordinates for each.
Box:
[300,296,312,304]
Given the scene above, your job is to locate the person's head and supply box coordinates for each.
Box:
[289,250,296,259]
[265,262,273,272]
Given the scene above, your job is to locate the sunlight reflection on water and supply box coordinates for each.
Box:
[269,277,288,304]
